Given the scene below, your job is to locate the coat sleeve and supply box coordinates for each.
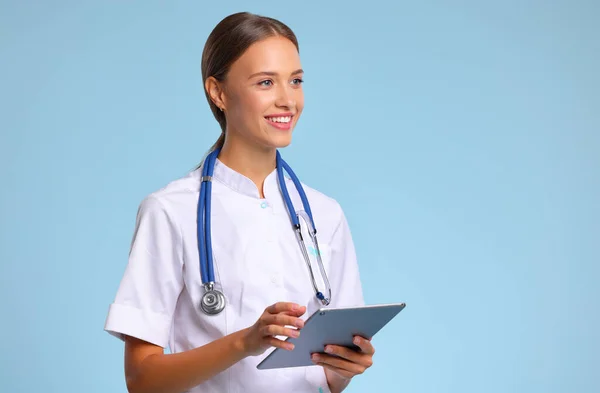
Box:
[104,196,185,348]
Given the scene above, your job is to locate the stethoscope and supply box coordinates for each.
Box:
[197,147,332,315]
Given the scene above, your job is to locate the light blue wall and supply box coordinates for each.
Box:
[1,1,598,392]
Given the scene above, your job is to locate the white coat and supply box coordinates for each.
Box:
[104,158,364,392]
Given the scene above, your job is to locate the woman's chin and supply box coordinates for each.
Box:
[263,129,294,149]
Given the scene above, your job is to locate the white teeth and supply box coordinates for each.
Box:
[267,116,291,123]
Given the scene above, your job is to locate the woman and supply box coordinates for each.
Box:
[104,12,375,393]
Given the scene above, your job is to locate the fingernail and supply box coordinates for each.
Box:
[325,346,333,354]
[291,330,300,338]
[292,304,298,311]
[312,354,319,362]
[354,337,360,345]
[295,319,304,328]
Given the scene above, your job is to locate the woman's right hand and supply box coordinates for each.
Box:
[241,302,307,357]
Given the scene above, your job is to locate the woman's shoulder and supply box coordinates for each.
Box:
[291,179,347,237]
[299,181,342,212]
[136,169,201,215]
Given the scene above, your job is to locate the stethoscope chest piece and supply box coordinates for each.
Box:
[201,285,225,315]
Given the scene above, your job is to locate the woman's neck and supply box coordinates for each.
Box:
[217,135,277,199]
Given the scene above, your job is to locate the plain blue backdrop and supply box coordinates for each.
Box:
[1,1,598,392]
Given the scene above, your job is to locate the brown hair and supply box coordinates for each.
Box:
[201,12,299,152]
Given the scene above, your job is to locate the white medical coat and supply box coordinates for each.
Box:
[104,159,364,392]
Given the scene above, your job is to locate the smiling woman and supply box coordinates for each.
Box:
[104,11,371,393]
[201,13,304,159]
[203,32,305,194]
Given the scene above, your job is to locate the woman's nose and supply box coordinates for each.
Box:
[275,85,296,109]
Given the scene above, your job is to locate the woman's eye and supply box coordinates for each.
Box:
[259,80,273,87]
[291,78,304,85]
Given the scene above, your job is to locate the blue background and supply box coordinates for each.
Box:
[1,1,598,392]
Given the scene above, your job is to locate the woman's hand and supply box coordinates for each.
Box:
[241,302,306,357]
[312,336,375,393]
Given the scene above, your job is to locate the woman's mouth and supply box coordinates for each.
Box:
[265,114,293,131]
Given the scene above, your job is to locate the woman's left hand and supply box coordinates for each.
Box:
[312,336,375,392]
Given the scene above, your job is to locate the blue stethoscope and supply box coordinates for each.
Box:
[197,147,332,315]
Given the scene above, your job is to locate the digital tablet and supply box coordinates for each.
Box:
[256,302,406,370]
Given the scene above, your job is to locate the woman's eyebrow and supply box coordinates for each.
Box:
[247,69,304,79]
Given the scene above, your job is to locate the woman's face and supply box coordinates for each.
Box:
[218,36,304,150]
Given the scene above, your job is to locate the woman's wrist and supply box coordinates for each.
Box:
[325,368,351,393]
[232,327,251,357]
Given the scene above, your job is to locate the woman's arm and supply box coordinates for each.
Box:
[124,302,306,393]
[124,329,247,393]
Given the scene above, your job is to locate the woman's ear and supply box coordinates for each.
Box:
[205,76,227,111]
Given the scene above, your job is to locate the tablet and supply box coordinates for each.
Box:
[256,302,406,370]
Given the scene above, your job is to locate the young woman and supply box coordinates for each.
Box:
[104,12,375,393]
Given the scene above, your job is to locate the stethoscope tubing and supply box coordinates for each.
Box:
[197,147,331,310]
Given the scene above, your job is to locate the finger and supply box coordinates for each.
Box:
[312,354,364,377]
[263,313,305,329]
[267,336,295,351]
[323,345,371,366]
[317,362,354,380]
[261,324,301,339]
[282,306,306,317]
[280,308,307,317]
[353,336,375,355]
[266,302,306,316]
